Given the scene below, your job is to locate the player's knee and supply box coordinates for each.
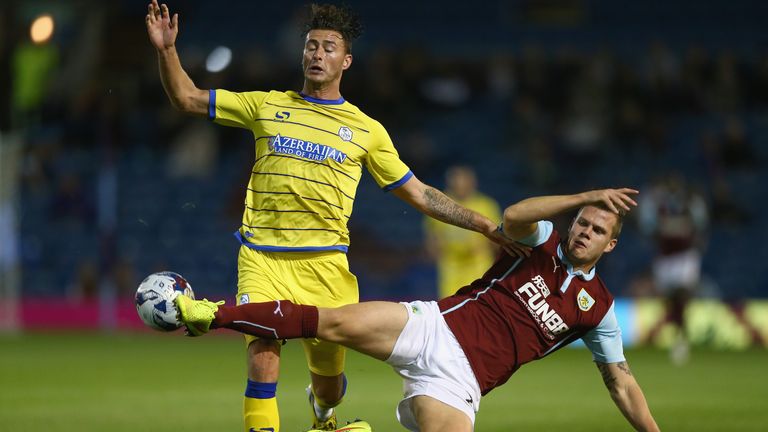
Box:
[318,308,350,343]
[249,338,282,353]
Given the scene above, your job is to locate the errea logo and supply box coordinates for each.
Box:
[338,126,353,141]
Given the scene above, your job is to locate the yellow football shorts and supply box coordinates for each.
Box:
[236,246,359,376]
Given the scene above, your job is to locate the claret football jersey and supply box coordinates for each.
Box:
[438,221,625,395]
[210,89,412,252]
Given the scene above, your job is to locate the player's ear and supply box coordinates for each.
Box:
[342,54,352,70]
[603,238,617,254]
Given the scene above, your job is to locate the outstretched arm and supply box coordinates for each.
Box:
[596,361,660,432]
[502,188,638,240]
[393,175,530,257]
[145,0,208,115]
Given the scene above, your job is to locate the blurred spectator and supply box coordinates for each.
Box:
[0,197,19,285]
[112,258,138,297]
[639,173,709,364]
[11,28,58,127]
[558,54,612,164]
[396,128,438,179]
[643,41,681,113]
[526,136,558,189]
[679,46,710,112]
[719,116,757,170]
[709,176,751,225]
[67,259,98,301]
[708,52,743,113]
[486,53,516,101]
[420,63,471,108]
[423,166,501,299]
[167,121,219,179]
[50,172,94,224]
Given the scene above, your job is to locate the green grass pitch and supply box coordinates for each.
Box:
[1,332,766,431]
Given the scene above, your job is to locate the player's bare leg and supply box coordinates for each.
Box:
[411,396,473,432]
[175,296,409,360]
[307,372,343,430]
[317,301,408,361]
[244,340,282,431]
[310,372,344,404]
[248,340,281,381]
[176,296,409,430]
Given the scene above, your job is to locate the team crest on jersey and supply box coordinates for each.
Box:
[239,294,250,305]
[338,126,353,142]
[577,288,595,311]
[269,134,347,163]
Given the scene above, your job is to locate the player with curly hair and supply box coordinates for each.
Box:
[145,2,528,431]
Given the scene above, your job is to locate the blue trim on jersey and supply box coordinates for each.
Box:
[234,231,348,253]
[382,170,414,192]
[245,380,277,399]
[299,92,346,105]
[208,89,216,120]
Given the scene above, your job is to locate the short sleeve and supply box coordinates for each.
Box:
[364,121,411,191]
[516,221,554,247]
[582,302,626,364]
[211,89,269,129]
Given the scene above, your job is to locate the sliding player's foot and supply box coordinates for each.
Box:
[174,294,223,336]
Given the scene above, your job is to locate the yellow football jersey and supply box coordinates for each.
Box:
[424,193,501,297]
[211,89,411,252]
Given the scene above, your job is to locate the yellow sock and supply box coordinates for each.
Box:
[244,381,279,432]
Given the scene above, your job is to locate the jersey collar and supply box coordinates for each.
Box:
[299,92,346,105]
[557,243,596,281]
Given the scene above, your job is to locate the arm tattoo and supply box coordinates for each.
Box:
[596,362,617,389]
[616,361,633,377]
[423,187,478,230]
[597,361,633,390]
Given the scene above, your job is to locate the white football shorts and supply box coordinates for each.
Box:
[385,300,481,431]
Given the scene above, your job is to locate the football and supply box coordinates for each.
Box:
[135,271,195,331]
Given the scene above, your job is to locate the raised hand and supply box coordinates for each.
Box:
[583,188,639,214]
[146,0,178,51]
